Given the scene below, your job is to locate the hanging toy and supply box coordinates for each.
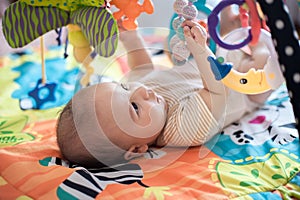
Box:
[206,0,284,94]
[168,0,217,54]
[208,0,250,50]
[110,0,154,30]
[208,0,268,49]
[2,0,118,58]
[20,78,57,110]
[208,28,284,94]
[170,0,198,65]
[19,37,57,110]
[2,0,122,89]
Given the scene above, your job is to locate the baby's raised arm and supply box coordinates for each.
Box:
[183,21,225,94]
[182,20,227,95]
[182,20,228,121]
[118,20,153,71]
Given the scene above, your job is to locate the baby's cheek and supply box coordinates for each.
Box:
[148,104,166,131]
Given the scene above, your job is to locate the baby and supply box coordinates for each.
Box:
[56,20,271,167]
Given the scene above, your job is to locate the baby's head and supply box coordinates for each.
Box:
[56,81,168,167]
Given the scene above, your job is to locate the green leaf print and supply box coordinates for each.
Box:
[272,174,285,180]
[0,116,28,133]
[285,162,291,169]
[240,181,262,187]
[0,116,35,147]
[251,169,259,178]
[216,153,300,196]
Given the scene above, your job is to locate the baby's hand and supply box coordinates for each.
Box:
[117,19,139,42]
[182,20,208,54]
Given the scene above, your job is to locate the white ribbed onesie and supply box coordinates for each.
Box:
[125,58,258,147]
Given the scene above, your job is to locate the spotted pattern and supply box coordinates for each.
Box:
[257,0,300,137]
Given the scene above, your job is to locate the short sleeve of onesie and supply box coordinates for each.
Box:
[156,91,220,147]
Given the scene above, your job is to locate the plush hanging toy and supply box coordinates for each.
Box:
[67,24,96,86]
[2,0,118,58]
[1,0,119,109]
[2,0,119,89]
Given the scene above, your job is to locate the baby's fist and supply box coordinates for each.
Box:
[183,20,207,54]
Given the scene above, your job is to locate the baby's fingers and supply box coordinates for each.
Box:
[191,26,207,44]
[181,20,199,28]
[183,26,192,38]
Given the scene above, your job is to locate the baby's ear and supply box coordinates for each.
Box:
[124,144,148,160]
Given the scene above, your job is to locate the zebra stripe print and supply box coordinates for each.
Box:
[40,157,144,199]
[58,163,143,199]
[2,1,69,48]
[70,6,119,57]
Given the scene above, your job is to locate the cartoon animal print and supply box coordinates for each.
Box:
[268,123,298,145]
[223,103,298,146]
[40,155,172,200]
[223,106,277,145]
[231,128,254,144]
[40,157,144,199]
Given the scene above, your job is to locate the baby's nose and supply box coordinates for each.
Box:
[132,86,154,100]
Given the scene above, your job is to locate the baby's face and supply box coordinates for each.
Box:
[94,82,168,150]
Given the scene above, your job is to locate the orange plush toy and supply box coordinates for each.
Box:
[110,0,154,30]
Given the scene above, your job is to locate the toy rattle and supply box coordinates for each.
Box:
[170,0,198,65]
[205,0,285,94]
[208,27,284,94]
[168,0,217,53]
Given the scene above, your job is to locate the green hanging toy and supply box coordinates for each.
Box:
[2,0,119,58]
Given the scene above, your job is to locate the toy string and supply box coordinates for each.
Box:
[40,36,46,84]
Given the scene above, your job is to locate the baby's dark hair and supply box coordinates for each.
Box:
[56,100,126,168]
[56,100,100,167]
